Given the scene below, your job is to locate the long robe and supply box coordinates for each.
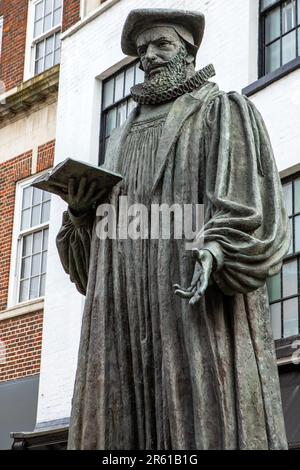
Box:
[57,81,290,450]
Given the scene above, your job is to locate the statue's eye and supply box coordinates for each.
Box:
[158,41,170,47]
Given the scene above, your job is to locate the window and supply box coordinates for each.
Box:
[99,62,144,164]
[260,0,300,75]
[12,180,51,304]
[0,17,3,59]
[267,175,300,340]
[31,0,62,75]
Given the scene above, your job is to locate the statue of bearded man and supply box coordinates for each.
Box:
[56,9,291,450]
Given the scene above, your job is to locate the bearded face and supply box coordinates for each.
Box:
[139,45,189,96]
[131,26,195,105]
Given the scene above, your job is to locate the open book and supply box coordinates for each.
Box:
[31,158,123,197]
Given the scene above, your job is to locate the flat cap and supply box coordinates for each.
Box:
[121,8,205,57]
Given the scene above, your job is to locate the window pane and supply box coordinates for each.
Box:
[282,260,298,297]
[283,297,299,337]
[282,30,297,64]
[135,63,144,84]
[45,0,53,15]
[287,217,294,255]
[41,201,51,223]
[55,32,61,50]
[117,102,127,128]
[42,190,51,202]
[33,188,42,205]
[29,276,40,299]
[41,252,48,273]
[298,0,300,24]
[295,215,300,252]
[54,48,60,65]
[34,19,43,38]
[44,13,52,32]
[42,229,49,250]
[19,279,29,302]
[265,7,281,43]
[45,53,53,70]
[22,234,32,256]
[282,0,296,34]
[283,182,293,216]
[31,254,41,276]
[35,1,44,21]
[105,108,117,138]
[33,231,43,254]
[35,58,44,75]
[22,187,32,209]
[267,272,281,302]
[295,179,300,213]
[36,41,45,60]
[53,8,62,27]
[262,0,278,9]
[21,257,31,279]
[40,274,46,296]
[265,40,281,73]
[103,79,114,109]
[271,303,282,340]
[54,0,62,8]
[31,205,41,227]
[21,208,31,230]
[45,35,54,54]
[114,72,124,102]
[125,66,135,95]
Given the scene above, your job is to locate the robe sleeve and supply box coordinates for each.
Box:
[56,208,94,295]
[198,91,291,296]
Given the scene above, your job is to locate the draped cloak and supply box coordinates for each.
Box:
[56,81,291,450]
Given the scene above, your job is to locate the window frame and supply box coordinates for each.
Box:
[25,0,63,80]
[259,0,300,77]
[268,170,300,357]
[7,173,51,308]
[99,60,144,165]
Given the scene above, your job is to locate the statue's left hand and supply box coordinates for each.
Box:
[174,249,214,306]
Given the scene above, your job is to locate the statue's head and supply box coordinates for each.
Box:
[121,9,205,105]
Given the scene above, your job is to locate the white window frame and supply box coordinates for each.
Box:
[24,0,63,81]
[8,173,51,308]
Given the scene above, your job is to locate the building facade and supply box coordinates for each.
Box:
[0,0,81,449]
[0,0,300,449]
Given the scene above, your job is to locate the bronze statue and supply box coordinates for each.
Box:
[57,9,290,449]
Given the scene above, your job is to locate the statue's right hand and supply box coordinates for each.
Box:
[60,176,108,216]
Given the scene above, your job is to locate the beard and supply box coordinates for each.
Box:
[131,46,191,105]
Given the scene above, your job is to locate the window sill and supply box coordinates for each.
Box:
[62,0,121,40]
[242,56,300,97]
[0,298,44,321]
[275,334,300,360]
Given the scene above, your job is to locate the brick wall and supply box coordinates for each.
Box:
[0,0,28,92]
[62,0,81,32]
[0,151,32,312]
[0,140,55,383]
[0,311,43,382]
[37,139,55,172]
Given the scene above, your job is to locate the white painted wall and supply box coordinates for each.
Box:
[0,102,57,165]
[37,0,300,424]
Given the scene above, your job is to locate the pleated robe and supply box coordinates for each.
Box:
[56,81,291,450]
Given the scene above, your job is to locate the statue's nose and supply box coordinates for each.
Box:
[145,45,157,63]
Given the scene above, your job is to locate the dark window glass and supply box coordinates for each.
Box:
[267,176,300,339]
[260,0,300,75]
[99,62,144,164]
